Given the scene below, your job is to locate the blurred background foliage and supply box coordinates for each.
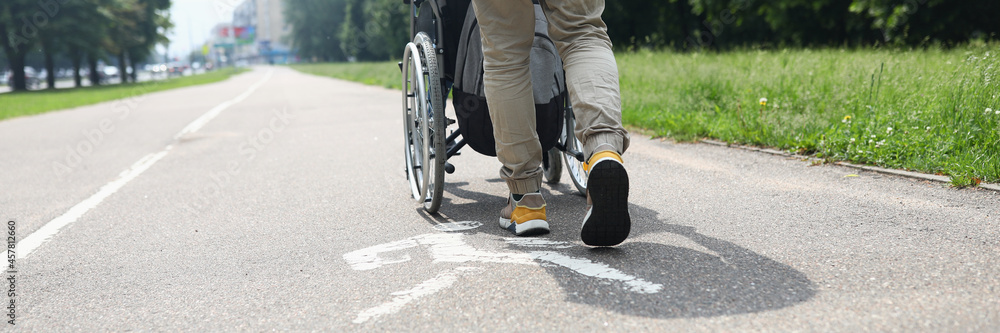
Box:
[282,0,1000,62]
[1,0,172,90]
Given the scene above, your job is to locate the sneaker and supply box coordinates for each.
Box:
[499,192,550,236]
[581,151,630,246]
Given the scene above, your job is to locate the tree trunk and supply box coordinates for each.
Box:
[126,55,136,82]
[0,22,28,91]
[88,55,100,86]
[43,40,56,89]
[71,46,83,87]
[128,50,140,83]
[9,52,27,91]
[130,59,138,82]
[118,51,129,84]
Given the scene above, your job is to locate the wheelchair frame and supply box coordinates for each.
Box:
[401,0,589,213]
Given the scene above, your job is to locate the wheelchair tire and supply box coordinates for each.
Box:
[405,32,447,213]
[562,107,588,196]
[402,41,424,204]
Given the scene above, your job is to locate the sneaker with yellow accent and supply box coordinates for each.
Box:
[582,151,630,246]
[499,192,550,236]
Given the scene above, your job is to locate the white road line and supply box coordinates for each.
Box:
[503,239,662,293]
[345,233,664,323]
[174,70,274,139]
[353,267,480,324]
[530,251,663,294]
[343,238,420,271]
[17,69,274,259]
[343,234,535,271]
[346,235,663,294]
[431,220,482,232]
[16,148,172,259]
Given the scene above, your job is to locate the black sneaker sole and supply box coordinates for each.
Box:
[581,160,630,246]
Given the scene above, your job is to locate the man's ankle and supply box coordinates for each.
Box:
[512,191,540,201]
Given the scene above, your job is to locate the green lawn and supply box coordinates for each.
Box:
[290,46,1000,186]
[619,46,999,186]
[290,62,401,90]
[0,68,248,121]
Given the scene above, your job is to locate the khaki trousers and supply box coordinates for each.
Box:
[471,0,630,194]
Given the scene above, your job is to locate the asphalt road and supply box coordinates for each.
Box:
[2,67,998,331]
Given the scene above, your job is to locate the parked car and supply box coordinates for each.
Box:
[166,62,188,76]
[147,63,167,74]
[6,67,41,89]
[102,66,120,79]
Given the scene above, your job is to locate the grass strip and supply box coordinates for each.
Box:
[289,45,999,186]
[290,62,401,90]
[619,45,999,186]
[0,68,248,121]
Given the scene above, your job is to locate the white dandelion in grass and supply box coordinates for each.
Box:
[886,127,893,134]
[759,97,767,106]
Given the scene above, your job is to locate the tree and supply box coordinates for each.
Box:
[752,0,875,46]
[1,0,169,90]
[281,0,1000,60]
[283,0,348,62]
[64,1,108,87]
[129,0,171,82]
[35,0,94,89]
[849,0,1000,45]
[361,0,408,60]
[1,0,39,91]
[338,0,368,61]
[103,0,142,84]
[605,0,693,50]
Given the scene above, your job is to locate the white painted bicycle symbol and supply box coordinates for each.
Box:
[344,230,662,324]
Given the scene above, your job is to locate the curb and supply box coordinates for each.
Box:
[699,139,1000,193]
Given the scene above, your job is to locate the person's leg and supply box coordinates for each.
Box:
[539,0,629,157]
[541,0,630,246]
[472,0,548,236]
[471,0,542,195]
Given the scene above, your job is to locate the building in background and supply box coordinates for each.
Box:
[231,0,295,65]
[205,23,236,68]
[231,0,255,64]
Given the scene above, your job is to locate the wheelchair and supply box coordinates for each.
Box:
[401,0,588,213]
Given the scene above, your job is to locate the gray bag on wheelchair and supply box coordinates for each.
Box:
[452,3,566,157]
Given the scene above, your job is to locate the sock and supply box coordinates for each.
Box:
[512,191,539,201]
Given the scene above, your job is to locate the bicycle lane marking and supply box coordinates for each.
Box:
[17,69,275,260]
[352,266,482,324]
[344,232,663,324]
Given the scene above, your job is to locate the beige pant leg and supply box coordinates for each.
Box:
[540,0,630,158]
[471,0,543,194]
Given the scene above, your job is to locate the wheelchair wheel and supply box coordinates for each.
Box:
[402,32,447,213]
[562,107,588,196]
